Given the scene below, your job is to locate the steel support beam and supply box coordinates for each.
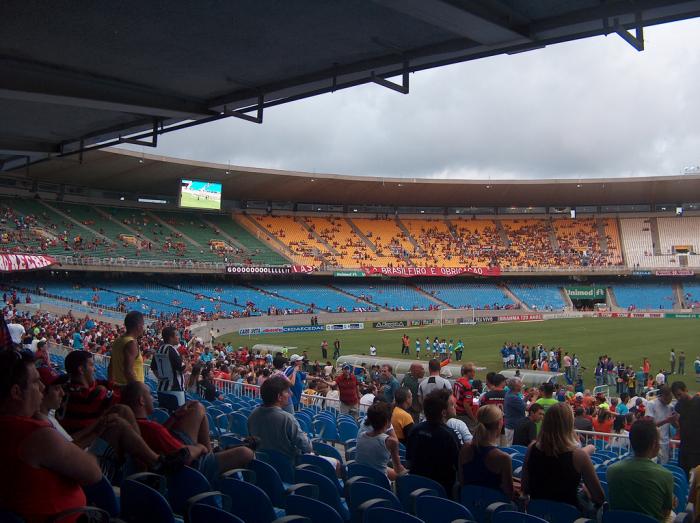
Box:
[614,15,645,51]
[372,63,409,94]
[0,58,216,119]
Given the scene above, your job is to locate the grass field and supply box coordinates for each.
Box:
[180,191,221,210]
[219,318,700,390]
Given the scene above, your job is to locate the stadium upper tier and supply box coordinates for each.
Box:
[9,279,699,316]
[2,198,700,271]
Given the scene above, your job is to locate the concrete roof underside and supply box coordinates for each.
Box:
[11,148,700,207]
[2,0,700,172]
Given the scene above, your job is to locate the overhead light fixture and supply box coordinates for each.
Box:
[576,184,582,188]
[485,185,491,189]
[120,197,125,201]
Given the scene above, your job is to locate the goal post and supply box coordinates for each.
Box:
[439,307,476,327]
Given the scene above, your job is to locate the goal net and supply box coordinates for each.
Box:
[439,308,476,326]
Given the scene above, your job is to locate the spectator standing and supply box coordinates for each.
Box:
[512,403,544,447]
[380,364,400,403]
[678,351,686,376]
[108,311,145,386]
[151,326,186,407]
[418,359,451,412]
[646,386,677,464]
[453,363,478,432]
[522,403,604,512]
[391,388,415,445]
[607,419,674,522]
[406,389,461,497]
[400,363,424,422]
[670,350,677,375]
[356,402,407,480]
[535,382,558,413]
[247,376,312,463]
[333,339,341,359]
[671,381,700,474]
[503,378,526,446]
[458,404,513,498]
[335,363,360,417]
[0,351,102,521]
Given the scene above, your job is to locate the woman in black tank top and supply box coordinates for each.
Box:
[522,402,605,511]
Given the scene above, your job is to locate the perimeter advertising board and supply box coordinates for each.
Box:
[565,286,606,299]
[325,323,364,331]
[373,320,409,329]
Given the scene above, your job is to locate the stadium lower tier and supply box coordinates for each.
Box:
[4,278,696,316]
[3,197,700,270]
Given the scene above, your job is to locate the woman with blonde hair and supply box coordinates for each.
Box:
[458,404,514,497]
[522,402,604,510]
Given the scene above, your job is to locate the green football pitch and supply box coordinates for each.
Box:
[180,191,220,210]
[219,318,700,391]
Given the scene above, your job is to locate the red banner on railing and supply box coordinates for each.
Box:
[292,264,317,274]
[0,254,56,272]
[362,266,501,277]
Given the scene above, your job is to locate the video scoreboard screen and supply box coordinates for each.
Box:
[179,179,222,210]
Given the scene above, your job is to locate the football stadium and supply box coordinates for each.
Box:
[2,2,700,523]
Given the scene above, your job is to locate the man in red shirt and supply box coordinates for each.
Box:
[335,364,360,417]
[61,350,122,434]
[122,381,253,484]
[0,351,102,522]
[453,363,477,431]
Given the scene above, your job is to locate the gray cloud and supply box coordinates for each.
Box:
[124,18,700,180]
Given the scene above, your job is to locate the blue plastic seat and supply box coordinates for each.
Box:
[314,418,341,441]
[363,507,422,523]
[286,494,344,523]
[338,422,359,443]
[295,467,350,521]
[348,480,402,518]
[494,512,548,523]
[313,440,345,463]
[248,459,290,508]
[527,499,581,523]
[83,475,120,517]
[228,412,249,437]
[510,445,529,454]
[346,463,391,491]
[149,408,171,424]
[415,496,475,523]
[459,485,512,523]
[395,474,447,512]
[121,478,176,523]
[258,448,297,484]
[299,454,344,493]
[600,480,609,499]
[189,503,244,523]
[601,510,658,523]
[220,477,285,523]
[219,434,244,449]
[166,466,213,515]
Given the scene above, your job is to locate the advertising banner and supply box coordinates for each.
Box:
[226,266,292,275]
[362,266,501,277]
[292,265,317,274]
[655,269,695,276]
[664,313,700,319]
[595,312,665,319]
[498,314,544,322]
[373,320,409,329]
[333,270,365,277]
[476,316,499,323]
[282,325,326,333]
[238,326,285,335]
[0,254,56,272]
[565,286,606,299]
[632,270,653,276]
[325,322,364,331]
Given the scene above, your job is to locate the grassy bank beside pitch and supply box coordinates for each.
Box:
[219,318,700,391]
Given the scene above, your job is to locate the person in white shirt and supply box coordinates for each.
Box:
[655,371,666,386]
[359,385,377,415]
[417,359,452,412]
[369,344,377,356]
[645,386,678,464]
[446,416,473,446]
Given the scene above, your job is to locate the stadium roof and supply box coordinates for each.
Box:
[12,148,700,207]
[2,1,700,172]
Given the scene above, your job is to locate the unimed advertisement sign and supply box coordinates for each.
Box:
[565,286,606,299]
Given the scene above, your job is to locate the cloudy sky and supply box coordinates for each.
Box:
[124,18,700,180]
